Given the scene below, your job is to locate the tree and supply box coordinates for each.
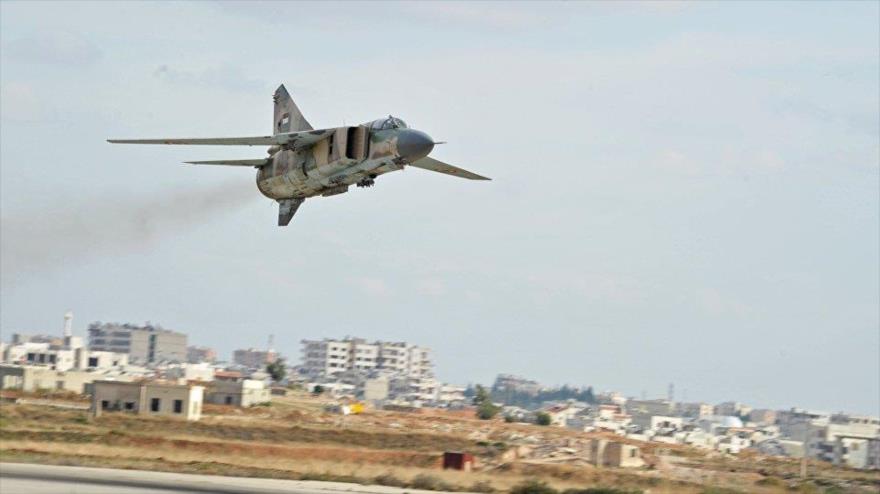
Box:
[535,412,552,426]
[472,385,500,419]
[477,400,500,420]
[266,358,286,382]
[472,384,491,406]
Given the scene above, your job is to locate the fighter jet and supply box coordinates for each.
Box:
[109,85,489,226]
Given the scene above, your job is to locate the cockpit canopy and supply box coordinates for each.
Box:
[369,116,408,130]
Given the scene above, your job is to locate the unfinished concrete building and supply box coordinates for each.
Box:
[90,380,203,421]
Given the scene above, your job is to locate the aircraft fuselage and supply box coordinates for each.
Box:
[256,125,430,200]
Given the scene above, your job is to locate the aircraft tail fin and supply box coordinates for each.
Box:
[273,85,313,135]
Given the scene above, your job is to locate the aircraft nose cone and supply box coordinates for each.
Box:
[396,129,434,162]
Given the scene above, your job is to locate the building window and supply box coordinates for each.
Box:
[150,398,160,412]
[225,396,233,405]
[124,402,135,411]
[101,400,109,410]
[173,400,183,414]
[88,357,99,367]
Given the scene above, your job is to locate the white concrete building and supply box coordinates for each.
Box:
[232,348,277,369]
[795,414,880,468]
[0,365,135,394]
[91,380,203,421]
[300,338,433,380]
[162,362,215,382]
[435,383,466,405]
[539,403,586,427]
[363,376,390,402]
[676,402,714,418]
[88,322,187,364]
[626,399,675,417]
[205,379,270,407]
[3,313,129,372]
[715,401,752,418]
[5,345,129,372]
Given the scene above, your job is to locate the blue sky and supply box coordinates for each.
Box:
[2,1,878,414]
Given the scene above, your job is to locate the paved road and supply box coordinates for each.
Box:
[0,463,451,494]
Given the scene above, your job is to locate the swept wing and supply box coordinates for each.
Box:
[184,159,269,167]
[107,128,334,148]
[409,156,490,180]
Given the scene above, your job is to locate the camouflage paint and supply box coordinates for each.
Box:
[109,84,488,226]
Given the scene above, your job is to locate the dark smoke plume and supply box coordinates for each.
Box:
[1,180,259,276]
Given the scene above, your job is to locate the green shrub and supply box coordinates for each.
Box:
[477,401,500,420]
[410,474,454,491]
[511,480,558,494]
[699,488,744,494]
[535,412,552,426]
[471,480,495,493]
[563,488,642,494]
[373,473,406,487]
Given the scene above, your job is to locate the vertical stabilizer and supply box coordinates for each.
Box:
[273,85,313,135]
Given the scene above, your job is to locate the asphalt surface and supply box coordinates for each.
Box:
[0,463,452,494]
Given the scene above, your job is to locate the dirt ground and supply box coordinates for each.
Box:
[1,392,877,494]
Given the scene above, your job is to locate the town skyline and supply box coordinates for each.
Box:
[3,316,876,417]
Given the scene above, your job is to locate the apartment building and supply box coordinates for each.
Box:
[300,338,432,379]
[4,336,128,372]
[493,374,542,395]
[232,348,277,369]
[88,323,187,364]
[186,346,216,364]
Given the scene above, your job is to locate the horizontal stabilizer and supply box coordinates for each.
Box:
[409,156,490,180]
[184,159,269,167]
[108,128,334,148]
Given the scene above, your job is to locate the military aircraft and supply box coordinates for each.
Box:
[109,85,489,226]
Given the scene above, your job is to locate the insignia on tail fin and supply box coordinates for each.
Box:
[274,85,312,134]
